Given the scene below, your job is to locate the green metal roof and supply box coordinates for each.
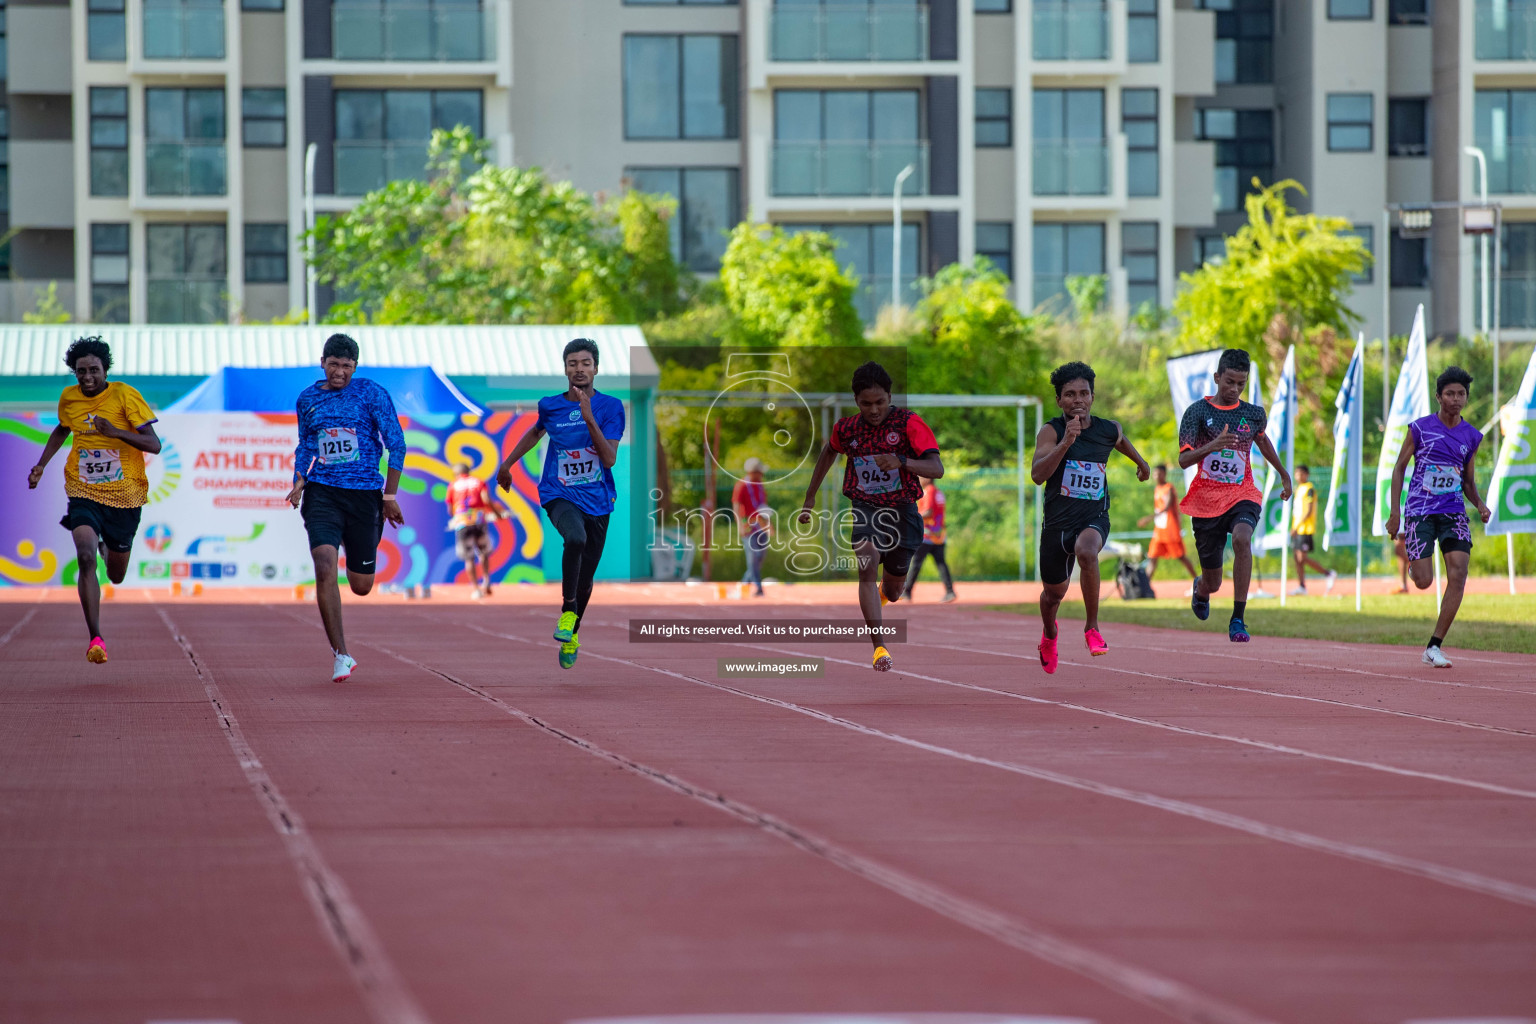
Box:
[0,324,658,385]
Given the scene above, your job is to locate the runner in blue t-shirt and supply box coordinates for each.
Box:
[497,338,625,669]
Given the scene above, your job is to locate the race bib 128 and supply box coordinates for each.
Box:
[1422,463,1462,495]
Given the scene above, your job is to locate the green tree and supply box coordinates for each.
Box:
[717,223,864,348]
[306,127,685,325]
[1174,179,1370,360]
[23,282,72,324]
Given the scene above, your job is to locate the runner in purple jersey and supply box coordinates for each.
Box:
[1384,366,1491,668]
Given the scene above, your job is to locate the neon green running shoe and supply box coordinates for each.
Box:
[553,610,577,643]
[559,632,580,669]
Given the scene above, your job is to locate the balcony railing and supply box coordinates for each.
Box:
[1500,271,1536,328]
[1033,1,1108,61]
[332,1,495,61]
[770,3,928,61]
[1484,137,1536,193]
[1032,139,1109,196]
[770,141,928,197]
[335,139,432,195]
[143,0,225,59]
[1475,0,1536,60]
[854,274,920,323]
[145,141,227,195]
[147,280,225,323]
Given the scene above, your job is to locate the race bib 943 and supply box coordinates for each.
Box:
[558,447,603,486]
[317,427,359,464]
[78,448,122,485]
[1060,460,1106,500]
[1201,448,1248,485]
[852,455,900,495]
[1422,463,1462,495]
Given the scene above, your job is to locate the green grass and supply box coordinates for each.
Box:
[990,593,1536,654]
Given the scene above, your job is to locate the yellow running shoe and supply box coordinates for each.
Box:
[553,610,577,642]
[559,632,580,670]
[872,645,892,672]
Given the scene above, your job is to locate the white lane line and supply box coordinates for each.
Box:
[331,622,1280,1024]
[463,621,1536,914]
[0,607,38,648]
[154,606,432,1024]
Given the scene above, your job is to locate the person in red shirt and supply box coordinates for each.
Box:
[902,477,955,602]
[732,457,770,597]
[446,462,507,598]
[799,361,944,672]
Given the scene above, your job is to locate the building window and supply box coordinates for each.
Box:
[623,35,739,140]
[1345,225,1373,284]
[626,0,735,4]
[773,90,922,196]
[91,224,131,323]
[1128,0,1157,62]
[1328,0,1370,19]
[0,107,8,214]
[147,223,227,323]
[1389,0,1427,23]
[1196,107,1272,212]
[1033,222,1104,311]
[334,89,483,195]
[244,223,289,283]
[1122,88,1158,198]
[90,88,130,197]
[242,89,286,148]
[0,1,7,80]
[1474,90,1536,193]
[1328,93,1373,152]
[1195,233,1226,266]
[1388,98,1428,156]
[143,0,225,59]
[975,0,1010,10]
[243,0,283,9]
[976,88,1011,147]
[976,221,1012,280]
[1486,223,1536,327]
[788,222,920,322]
[1390,233,1428,288]
[1123,221,1159,310]
[1033,89,1107,196]
[625,167,739,272]
[1210,0,1272,85]
[88,0,127,60]
[146,88,226,196]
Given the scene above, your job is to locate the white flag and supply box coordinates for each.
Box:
[1323,335,1365,550]
[1372,305,1430,536]
[1257,345,1295,551]
[1486,344,1536,536]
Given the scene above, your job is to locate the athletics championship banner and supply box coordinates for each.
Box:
[1373,304,1430,536]
[1322,335,1366,550]
[0,411,548,588]
[1256,345,1295,552]
[1486,344,1536,536]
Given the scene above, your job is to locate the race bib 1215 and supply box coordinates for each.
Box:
[317,427,359,464]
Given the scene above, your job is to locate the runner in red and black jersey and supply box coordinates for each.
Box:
[1178,348,1291,642]
[798,361,944,672]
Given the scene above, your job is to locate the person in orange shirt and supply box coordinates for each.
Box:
[903,476,955,602]
[26,337,162,664]
[446,462,508,598]
[732,458,770,597]
[1137,464,1198,589]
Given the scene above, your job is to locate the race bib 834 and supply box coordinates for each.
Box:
[1201,448,1248,485]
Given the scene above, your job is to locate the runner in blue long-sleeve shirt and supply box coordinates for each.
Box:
[285,334,407,681]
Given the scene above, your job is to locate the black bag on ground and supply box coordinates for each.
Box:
[1115,560,1155,600]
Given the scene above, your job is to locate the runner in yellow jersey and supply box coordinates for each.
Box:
[26,338,162,663]
[1287,465,1336,595]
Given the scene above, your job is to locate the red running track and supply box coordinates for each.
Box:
[2,591,1535,1024]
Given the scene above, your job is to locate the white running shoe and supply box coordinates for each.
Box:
[1324,569,1338,594]
[332,652,357,681]
[1421,646,1452,669]
[1288,585,1307,596]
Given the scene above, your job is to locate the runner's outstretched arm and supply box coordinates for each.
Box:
[1253,432,1293,500]
[1031,422,1070,483]
[1111,422,1151,481]
[26,425,71,488]
[1384,432,1416,537]
[797,441,839,519]
[1461,452,1492,523]
[495,425,546,492]
[375,390,407,526]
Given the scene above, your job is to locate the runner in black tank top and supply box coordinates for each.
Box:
[1030,362,1151,674]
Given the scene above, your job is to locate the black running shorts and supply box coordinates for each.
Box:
[847,500,923,576]
[1404,512,1473,562]
[1192,499,1262,570]
[60,496,143,553]
[301,481,384,573]
[1038,513,1111,586]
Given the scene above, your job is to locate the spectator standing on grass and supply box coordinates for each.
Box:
[733,458,770,598]
[1288,465,1337,595]
[1137,464,1198,594]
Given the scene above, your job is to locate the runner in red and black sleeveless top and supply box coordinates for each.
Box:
[798,361,944,673]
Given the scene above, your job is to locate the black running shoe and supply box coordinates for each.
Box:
[1191,588,1210,621]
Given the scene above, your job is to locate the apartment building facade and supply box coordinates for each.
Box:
[0,0,1525,340]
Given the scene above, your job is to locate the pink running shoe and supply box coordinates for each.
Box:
[1038,632,1059,674]
[1084,627,1108,656]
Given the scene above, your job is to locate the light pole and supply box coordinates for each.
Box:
[305,143,318,327]
[891,163,915,312]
